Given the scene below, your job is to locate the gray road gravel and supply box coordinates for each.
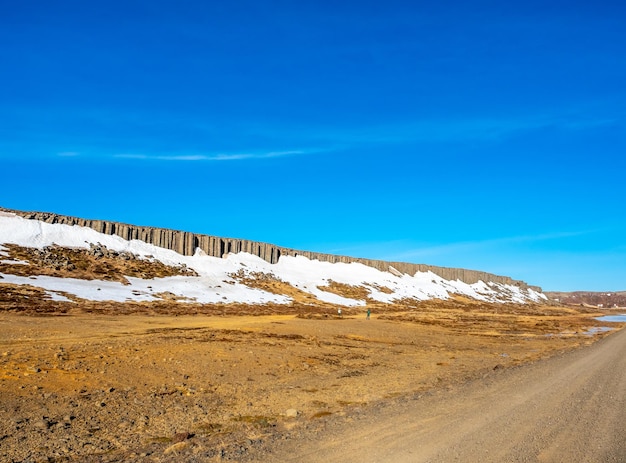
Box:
[263,328,626,463]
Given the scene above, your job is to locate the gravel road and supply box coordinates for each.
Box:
[263,328,626,463]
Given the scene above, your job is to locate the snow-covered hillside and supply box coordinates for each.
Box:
[0,211,547,306]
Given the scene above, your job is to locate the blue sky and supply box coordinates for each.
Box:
[2,1,625,291]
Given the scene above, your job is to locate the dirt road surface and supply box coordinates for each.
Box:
[261,328,626,463]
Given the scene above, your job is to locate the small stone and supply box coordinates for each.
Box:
[172,432,191,443]
[34,419,49,429]
[285,409,298,418]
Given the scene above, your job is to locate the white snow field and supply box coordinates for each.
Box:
[0,212,546,306]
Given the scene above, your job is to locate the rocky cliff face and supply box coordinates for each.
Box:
[3,207,536,289]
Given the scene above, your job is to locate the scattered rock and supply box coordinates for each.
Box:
[34,419,50,430]
[164,441,188,454]
[172,432,192,443]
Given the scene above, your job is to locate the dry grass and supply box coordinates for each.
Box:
[366,283,394,294]
[0,283,74,314]
[0,244,196,285]
[377,298,606,338]
[317,280,371,301]
[229,270,324,306]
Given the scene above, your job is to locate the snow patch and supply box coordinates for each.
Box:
[0,214,544,306]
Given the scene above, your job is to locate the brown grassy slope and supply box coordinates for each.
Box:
[0,243,196,284]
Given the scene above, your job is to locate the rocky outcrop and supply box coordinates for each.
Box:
[2,207,537,289]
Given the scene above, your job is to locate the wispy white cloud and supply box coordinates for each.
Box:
[113,150,308,162]
[114,154,148,159]
[156,155,212,161]
[57,151,80,157]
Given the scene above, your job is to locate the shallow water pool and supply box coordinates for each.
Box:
[595,314,626,323]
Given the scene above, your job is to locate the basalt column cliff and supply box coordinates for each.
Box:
[3,208,537,289]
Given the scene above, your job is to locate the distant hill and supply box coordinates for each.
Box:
[545,291,626,308]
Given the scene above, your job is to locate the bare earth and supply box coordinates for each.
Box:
[263,322,626,463]
[0,301,623,462]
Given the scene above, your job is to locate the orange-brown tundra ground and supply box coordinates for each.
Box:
[0,297,621,462]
